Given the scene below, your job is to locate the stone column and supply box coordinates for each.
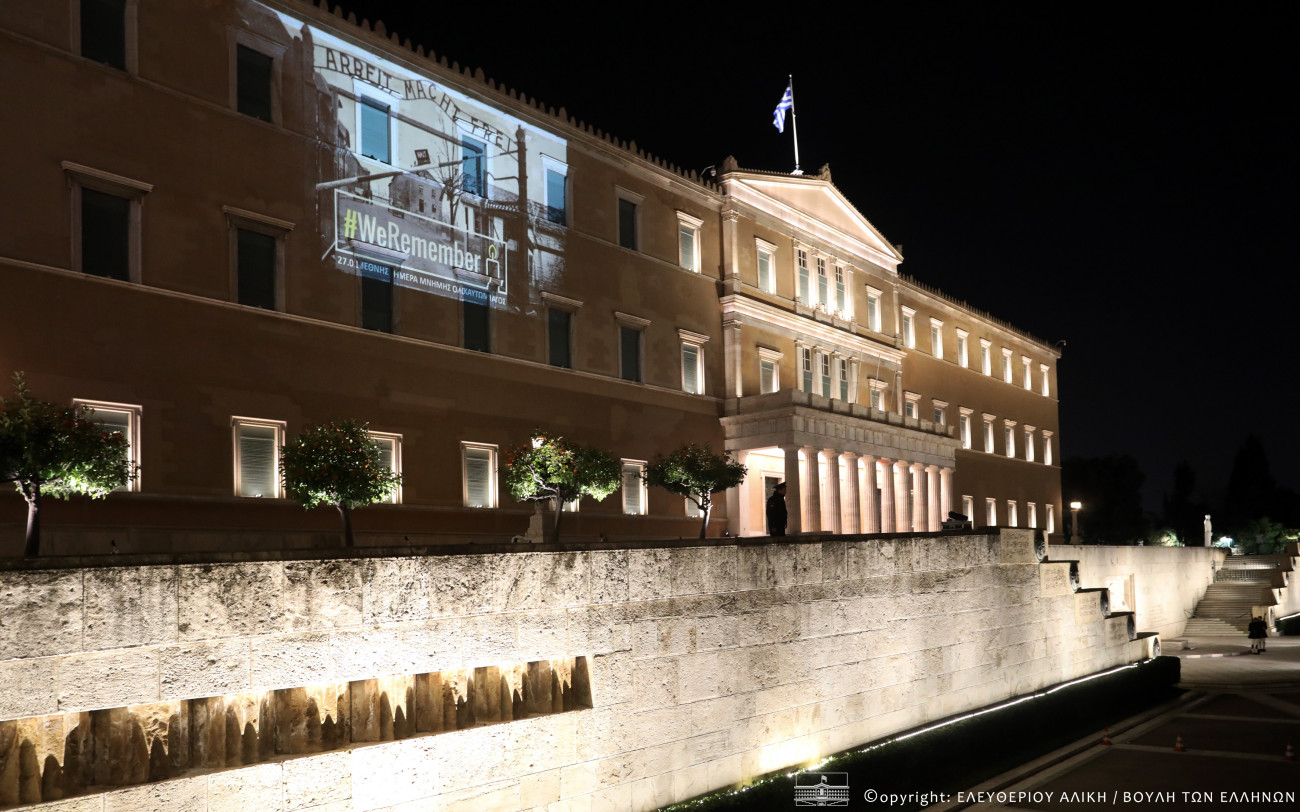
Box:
[911,462,927,532]
[939,467,954,522]
[893,460,910,533]
[878,458,895,532]
[841,452,861,534]
[825,448,842,533]
[724,320,743,398]
[781,444,802,535]
[926,465,941,529]
[730,449,750,537]
[803,446,822,532]
[861,454,879,533]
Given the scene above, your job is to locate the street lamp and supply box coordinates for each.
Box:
[1069,501,1082,545]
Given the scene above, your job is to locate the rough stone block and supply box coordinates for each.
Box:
[631,618,695,659]
[160,638,251,700]
[627,549,673,602]
[283,750,352,811]
[0,656,58,719]
[283,560,363,630]
[793,543,822,585]
[589,550,629,605]
[12,798,104,811]
[694,614,739,651]
[250,632,331,690]
[397,619,461,675]
[518,609,569,661]
[102,774,206,812]
[589,781,632,812]
[57,647,159,712]
[351,738,438,811]
[207,762,282,811]
[331,626,414,682]
[460,613,517,666]
[441,778,520,812]
[589,651,631,708]
[83,566,178,652]
[0,570,83,660]
[362,558,430,624]
[630,772,675,812]
[631,657,679,711]
[567,605,632,655]
[177,563,287,642]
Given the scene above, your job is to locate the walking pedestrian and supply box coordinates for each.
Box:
[766,482,788,536]
[1248,615,1268,654]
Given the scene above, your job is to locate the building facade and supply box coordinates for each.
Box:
[0,0,1061,554]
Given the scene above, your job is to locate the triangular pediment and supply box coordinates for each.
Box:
[722,167,902,271]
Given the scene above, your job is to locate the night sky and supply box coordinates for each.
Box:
[337,3,1298,512]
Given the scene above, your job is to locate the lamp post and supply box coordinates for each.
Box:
[1069,501,1082,545]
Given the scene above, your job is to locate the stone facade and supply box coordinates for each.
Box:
[0,530,1164,810]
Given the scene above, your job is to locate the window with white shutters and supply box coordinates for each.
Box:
[233,418,283,498]
[622,461,646,515]
[76,400,141,492]
[370,432,402,504]
[463,443,497,508]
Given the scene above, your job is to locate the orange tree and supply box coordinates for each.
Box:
[0,373,136,556]
[279,420,401,547]
[503,430,621,544]
[645,444,747,539]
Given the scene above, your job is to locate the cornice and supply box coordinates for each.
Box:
[720,294,904,365]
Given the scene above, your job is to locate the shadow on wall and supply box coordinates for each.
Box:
[0,657,591,806]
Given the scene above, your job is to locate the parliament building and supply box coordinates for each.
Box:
[0,0,1062,554]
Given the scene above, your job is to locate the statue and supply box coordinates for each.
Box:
[1204,514,1212,547]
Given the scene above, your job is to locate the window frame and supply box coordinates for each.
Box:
[542,291,582,369]
[229,29,285,126]
[676,211,703,273]
[956,329,969,367]
[232,417,285,499]
[932,399,948,427]
[615,187,643,251]
[1004,419,1017,459]
[758,346,783,395]
[462,286,492,352]
[869,379,887,411]
[1022,355,1033,391]
[1040,364,1051,397]
[900,307,916,348]
[755,238,777,293]
[800,346,813,393]
[820,352,832,398]
[986,497,997,527]
[904,391,920,420]
[1027,502,1037,529]
[1047,503,1056,534]
[73,399,141,492]
[622,460,647,516]
[368,431,403,504]
[1024,425,1036,463]
[983,414,996,453]
[64,161,151,284]
[1043,431,1054,466]
[224,206,293,312]
[1007,500,1018,528]
[678,328,709,395]
[959,407,973,449]
[833,263,847,316]
[355,89,395,165]
[797,248,810,304]
[866,287,882,332]
[616,311,649,383]
[541,155,568,226]
[962,495,974,521]
[462,442,498,509]
[930,318,944,359]
[1002,348,1014,384]
[73,0,138,74]
[980,339,992,376]
[460,134,487,197]
[815,256,828,309]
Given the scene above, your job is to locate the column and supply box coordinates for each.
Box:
[781,445,802,535]
[940,467,954,521]
[911,462,927,532]
[861,454,879,533]
[926,465,941,530]
[803,446,822,532]
[729,450,751,537]
[878,458,895,533]
[841,452,861,534]
[893,460,910,533]
[724,320,743,398]
[824,448,842,534]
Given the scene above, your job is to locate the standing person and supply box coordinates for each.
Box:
[766,482,788,536]
[1248,615,1267,654]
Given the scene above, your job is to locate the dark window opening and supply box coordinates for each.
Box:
[618,198,637,249]
[237,229,276,310]
[236,45,273,122]
[464,287,490,352]
[81,0,126,70]
[360,260,393,332]
[81,188,130,281]
[548,309,571,368]
[620,326,641,383]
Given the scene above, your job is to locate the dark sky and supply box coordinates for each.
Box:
[337,3,1298,512]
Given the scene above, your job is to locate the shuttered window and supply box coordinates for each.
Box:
[370,433,401,504]
[682,344,701,394]
[760,360,776,394]
[77,401,139,492]
[235,420,282,498]
[622,462,645,515]
[463,444,496,508]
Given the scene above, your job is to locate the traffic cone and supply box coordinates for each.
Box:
[1174,733,1186,752]
[1285,742,1295,762]
[1100,728,1113,746]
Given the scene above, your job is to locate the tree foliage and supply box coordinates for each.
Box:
[503,430,621,543]
[279,420,401,547]
[0,372,136,556]
[644,444,747,539]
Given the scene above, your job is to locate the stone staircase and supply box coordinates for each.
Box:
[1184,555,1278,635]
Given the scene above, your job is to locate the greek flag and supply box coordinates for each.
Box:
[773,83,793,132]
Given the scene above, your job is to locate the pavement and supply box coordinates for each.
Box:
[925,636,1300,812]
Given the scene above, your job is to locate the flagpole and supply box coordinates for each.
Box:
[789,74,802,175]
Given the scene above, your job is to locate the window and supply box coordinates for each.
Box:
[617,312,648,383]
[1043,431,1054,466]
[839,358,850,401]
[1024,426,1036,462]
[756,239,776,293]
[1040,364,1051,397]
[904,392,919,420]
[679,329,708,395]
[80,0,128,71]
[1002,348,1013,383]
[74,400,140,492]
[1027,502,1037,529]
[461,136,486,197]
[622,461,647,515]
[236,45,274,122]
[904,401,916,419]
[66,162,151,284]
[869,380,886,411]
[834,265,846,314]
[359,97,391,163]
[962,495,974,521]
[233,418,284,498]
[816,257,828,308]
[980,339,992,376]
[901,307,916,348]
[463,287,490,351]
[956,329,969,367]
[797,249,810,303]
[616,188,642,250]
[986,498,997,527]
[983,415,995,453]
[866,288,882,332]
[677,212,702,272]
[236,229,278,311]
[1047,504,1056,534]
[930,319,943,358]
[1007,500,1018,527]
[1022,356,1032,390]
[462,443,497,508]
[820,353,831,398]
[548,309,572,368]
[757,347,782,394]
[959,408,973,449]
[1004,421,1016,458]
[800,347,813,393]
[369,432,402,504]
[685,498,703,519]
[543,158,567,225]
[932,400,947,426]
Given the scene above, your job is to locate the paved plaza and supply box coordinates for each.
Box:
[929,636,1300,811]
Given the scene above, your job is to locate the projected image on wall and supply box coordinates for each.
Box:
[266,5,570,311]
